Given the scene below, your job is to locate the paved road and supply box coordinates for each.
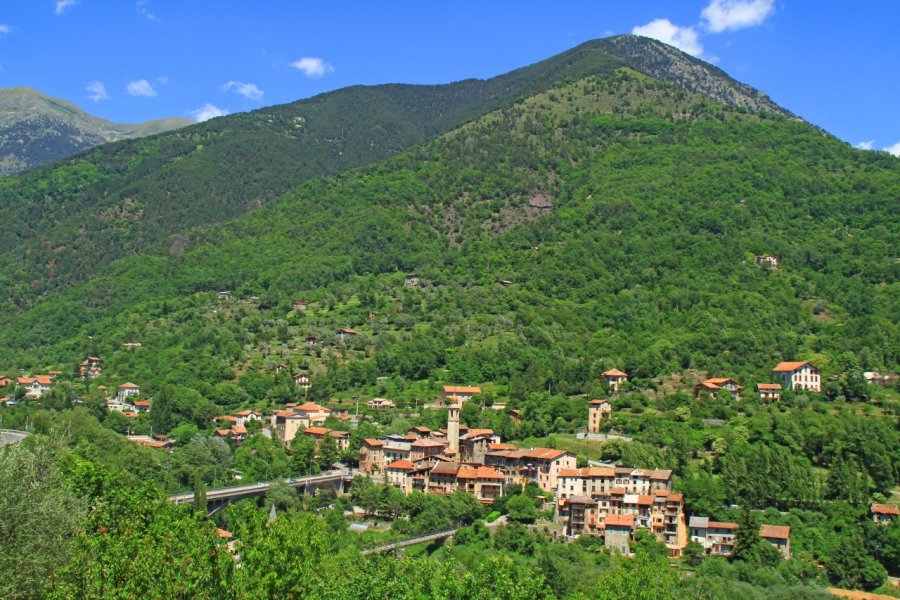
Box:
[361,529,458,556]
[168,470,348,505]
[0,429,30,447]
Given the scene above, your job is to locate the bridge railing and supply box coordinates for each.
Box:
[360,528,458,555]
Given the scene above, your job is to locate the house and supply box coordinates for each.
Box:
[303,426,350,452]
[757,383,782,401]
[292,372,311,390]
[116,382,141,402]
[366,398,395,410]
[605,514,635,554]
[871,503,899,525]
[271,402,332,445]
[337,328,358,342]
[459,429,499,464]
[408,426,432,439]
[306,335,319,346]
[385,459,415,493]
[292,301,309,311]
[17,375,53,398]
[756,255,780,270]
[588,400,612,433]
[359,439,386,474]
[79,357,103,379]
[759,524,791,559]
[689,517,738,556]
[404,274,420,287]
[0,375,12,388]
[132,400,151,413]
[441,385,482,404]
[499,279,513,287]
[484,447,576,493]
[603,369,628,393]
[455,466,505,504]
[126,435,173,450]
[694,378,742,401]
[772,361,821,393]
[235,409,262,428]
[123,342,142,349]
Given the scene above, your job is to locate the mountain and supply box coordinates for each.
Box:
[0,87,192,176]
[0,36,806,314]
[0,38,895,402]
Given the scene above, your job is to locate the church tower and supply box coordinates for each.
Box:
[447,403,460,455]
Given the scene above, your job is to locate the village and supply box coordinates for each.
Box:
[4,352,895,564]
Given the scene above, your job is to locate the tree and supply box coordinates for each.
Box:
[732,508,761,563]
[266,479,300,511]
[316,434,340,471]
[290,434,318,476]
[192,472,207,517]
[506,493,540,522]
[0,439,87,600]
[683,540,706,567]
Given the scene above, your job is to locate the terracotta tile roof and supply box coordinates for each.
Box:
[489,443,519,451]
[566,495,597,505]
[666,492,684,502]
[706,378,738,386]
[386,459,414,470]
[362,438,384,447]
[16,376,32,385]
[215,528,233,539]
[304,427,331,436]
[215,429,232,436]
[217,415,238,423]
[475,466,504,479]
[603,369,628,377]
[236,409,258,416]
[442,385,482,394]
[605,514,634,527]
[337,328,359,335]
[296,402,330,412]
[759,524,790,540]
[231,426,247,435]
[523,447,570,460]
[650,469,673,480]
[411,426,431,433]
[463,429,495,439]
[589,399,610,406]
[636,495,654,506]
[707,521,738,530]
[430,462,461,476]
[696,381,721,390]
[872,503,900,515]
[132,401,151,408]
[411,439,446,448]
[328,430,350,439]
[772,361,813,372]
[757,383,782,390]
[610,487,627,495]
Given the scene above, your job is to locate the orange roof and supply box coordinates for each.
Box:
[411,426,431,433]
[430,462,461,476]
[338,328,359,335]
[442,385,481,394]
[523,447,569,460]
[489,443,519,451]
[328,430,349,438]
[304,427,331,435]
[772,361,813,372]
[589,399,610,406]
[133,400,151,407]
[236,409,258,416]
[603,369,627,377]
[872,503,900,516]
[696,381,720,390]
[708,521,738,530]
[215,528,233,539]
[666,492,684,502]
[363,438,384,447]
[295,402,330,412]
[118,382,140,389]
[217,415,238,423]
[464,428,495,438]
[759,524,790,540]
[411,439,445,448]
[605,514,634,528]
[16,376,32,385]
[757,383,782,390]
[215,429,232,436]
[386,459,414,470]
[705,378,738,385]
[636,495,654,506]
[231,426,247,435]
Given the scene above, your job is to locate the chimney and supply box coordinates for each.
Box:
[447,403,460,455]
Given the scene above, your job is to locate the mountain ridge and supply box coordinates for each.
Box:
[0,86,192,176]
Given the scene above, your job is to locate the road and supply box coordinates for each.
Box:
[0,429,30,447]
[168,470,349,505]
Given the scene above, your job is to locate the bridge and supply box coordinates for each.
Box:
[0,429,31,447]
[168,470,350,513]
[361,529,458,556]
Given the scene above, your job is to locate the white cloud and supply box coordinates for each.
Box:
[855,140,875,150]
[222,80,264,101]
[633,18,703,57]
[0,24,10,36]
[701,0,774,33]
[291,57,334,77]
[156,75,168,84]
[189,103,229,122]
[884,142,900,157]
[86,81,109,102]
[136,0,157,21]
[126,79,157,97]
[55,0,78,15]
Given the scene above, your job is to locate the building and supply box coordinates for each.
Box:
[441,385,482,404]
[292,301,308,311]
[132,400,151,413]
[759,525,791,559]
[126,435,173,450]
[605,514,635,554]
[459,429,499,464]
[588,400,612,433]
[757,383,782,401]
[694,378,742,401]
[871,503,899,525]
[272,402,332,444]
[756,255,780,270]
[235,409,262,428]
[79,356,103,379]
[367,398,395,410]
[337,328,358,342]
[116,382,141,402]
[303,426,351,452]
[359,439,385,474]
[556,467,685,550]
[385,459,415,493]
[292,372,311,390]
[17,375,53,398]
[484,447,576,493]
[772,361,821,393]
[603,369,628,393]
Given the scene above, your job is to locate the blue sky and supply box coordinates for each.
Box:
[1,1,897,154]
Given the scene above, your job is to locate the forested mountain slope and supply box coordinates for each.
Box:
[0,35,800,313]
[2,68,896,400]
[0,87,190,176]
